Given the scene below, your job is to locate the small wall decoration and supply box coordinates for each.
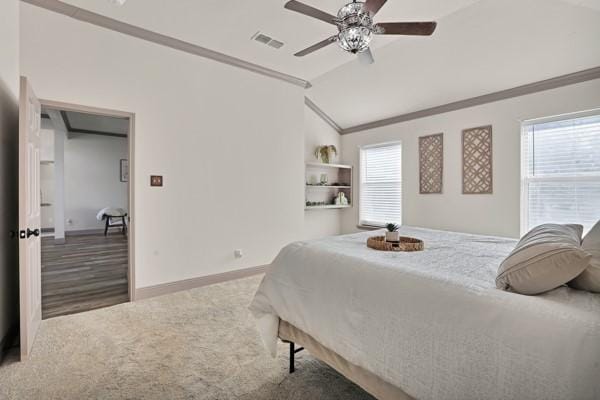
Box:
[419,133,443,194]
[120,159,129,182]
[462,125,493,194]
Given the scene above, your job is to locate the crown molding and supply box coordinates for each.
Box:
[304,97,342,133]
[340,66,600,134]
[21,0,312,89]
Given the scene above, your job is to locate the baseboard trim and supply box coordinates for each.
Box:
[65,229,104,236]
[135,264,269,300]
[0,323,18,363]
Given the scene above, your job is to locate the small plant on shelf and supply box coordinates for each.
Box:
[314,145,338,164]
[385,223,400,242]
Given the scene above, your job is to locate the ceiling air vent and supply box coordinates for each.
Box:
[268,40,284,49]
[251,32,285,50]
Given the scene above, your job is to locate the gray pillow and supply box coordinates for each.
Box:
[568,220,600,293]
[496,224,591,295]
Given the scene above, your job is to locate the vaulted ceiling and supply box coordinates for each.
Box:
[58,0,480,80]
[309,0,600,128]
[56,0,600,129]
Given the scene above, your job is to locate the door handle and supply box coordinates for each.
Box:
[27,228,40,238]
[19,228,40,239]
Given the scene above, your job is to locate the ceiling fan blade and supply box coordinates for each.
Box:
[294,36,337,57]
[358,48,374,65]
[284,0,337,25]
[364,0,387,16]
[374,22,437,36]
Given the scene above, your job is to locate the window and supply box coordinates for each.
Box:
[359,142,402,227]
[521,111,600,235]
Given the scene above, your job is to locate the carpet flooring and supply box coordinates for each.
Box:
[0,275,374,400]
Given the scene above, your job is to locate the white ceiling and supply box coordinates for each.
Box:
[43,108,129,136]
[308,0,600,128]
[59,0,600,129]
[60,0,479,80]
[65,111,129,135]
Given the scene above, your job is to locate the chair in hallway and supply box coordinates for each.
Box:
[96,207,127,236]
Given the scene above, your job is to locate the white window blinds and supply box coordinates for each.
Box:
[521,113,600,234]
[360,143,402,227]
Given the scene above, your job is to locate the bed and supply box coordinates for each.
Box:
[249,226,600,400]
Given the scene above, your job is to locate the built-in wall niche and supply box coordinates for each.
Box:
[305,162,353,210]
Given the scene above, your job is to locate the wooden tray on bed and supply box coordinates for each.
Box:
[367,236,424,252]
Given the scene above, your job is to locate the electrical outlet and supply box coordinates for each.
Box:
[234,249,243,259]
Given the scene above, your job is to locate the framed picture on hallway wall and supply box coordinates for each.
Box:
[120,159,129,182]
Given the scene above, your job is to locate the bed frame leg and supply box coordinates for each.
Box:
[289,342,295,374]
[287,341,304,374]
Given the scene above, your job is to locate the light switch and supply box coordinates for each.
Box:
[150,175,163,187]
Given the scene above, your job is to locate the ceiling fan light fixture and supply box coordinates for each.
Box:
[337,1,366,19]
[336,1,373,54]
[285,0,437,61]
[337,26,372,53]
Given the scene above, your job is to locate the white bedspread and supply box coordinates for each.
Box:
[249,227,600,400]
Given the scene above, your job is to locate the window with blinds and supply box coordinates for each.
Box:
[359,142,402,227]
[521,112,600,234]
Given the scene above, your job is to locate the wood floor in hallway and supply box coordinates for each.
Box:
[41,233,129,319]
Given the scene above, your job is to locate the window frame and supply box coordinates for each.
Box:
[520,108,600,235]
[358,141,403,228]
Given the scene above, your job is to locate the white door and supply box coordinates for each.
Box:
[18,76,42,360]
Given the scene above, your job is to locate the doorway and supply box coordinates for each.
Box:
[38,102,134,319]
[18,79,138,360]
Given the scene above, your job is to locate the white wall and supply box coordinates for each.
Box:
[39,128,129,232]
[64,133,128,231]
[0,0,19,347]
[303,106,342,239]
[342,80,600,238]
[20,4,307,289]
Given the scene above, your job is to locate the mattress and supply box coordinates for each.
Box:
[250,227,600,400]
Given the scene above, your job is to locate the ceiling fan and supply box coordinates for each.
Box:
[284,0,437,64]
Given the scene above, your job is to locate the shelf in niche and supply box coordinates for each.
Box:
[306,185,351,189]
[306,162,352,169]
[305,204,351,210]
[305,161,353,211]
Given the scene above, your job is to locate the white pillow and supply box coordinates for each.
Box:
[496,224,591,295]
[569,220,600,293]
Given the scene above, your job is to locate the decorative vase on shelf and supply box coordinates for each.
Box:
[314,145,338,164]
[334,192,348,206]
